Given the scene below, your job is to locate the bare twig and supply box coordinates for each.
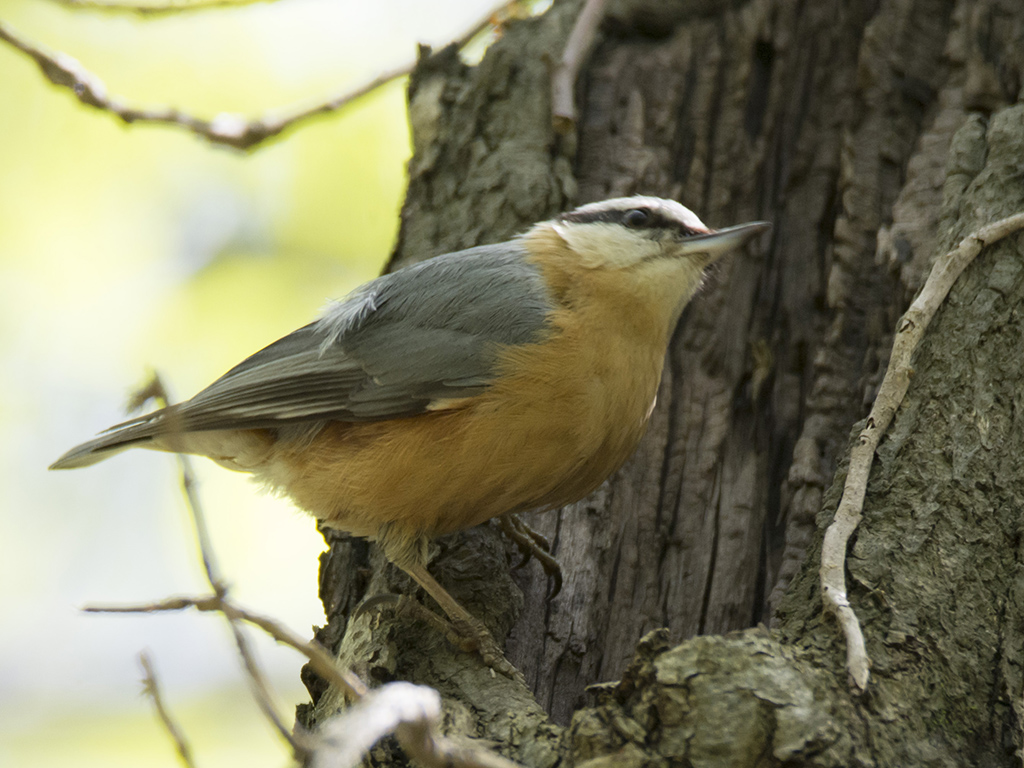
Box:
[550,0,607,134]
[450,0,530,50]
[128,374,307,755]
[86,595,203,613]
[139,652,197,768]
[821,212,1024,691]
[49,0,280,15]
[0,2,523,151]
[230,621,303,750]
[176,452,224,590]
[91,596,521,767]
[85,594,367,700]
[0,18,407,151]
[143,375,225,593]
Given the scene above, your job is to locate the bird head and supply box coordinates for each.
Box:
[550,196,769,271]
[541,196,770,324]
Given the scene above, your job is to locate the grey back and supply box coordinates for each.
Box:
[161,240,553,431]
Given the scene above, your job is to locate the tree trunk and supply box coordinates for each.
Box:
[297,0,1024,765]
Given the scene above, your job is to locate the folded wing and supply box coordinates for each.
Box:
[51,241,552,469]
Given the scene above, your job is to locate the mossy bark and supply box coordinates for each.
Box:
[297,1,1024,765]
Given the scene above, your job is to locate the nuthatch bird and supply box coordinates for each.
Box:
[52,196,769,674]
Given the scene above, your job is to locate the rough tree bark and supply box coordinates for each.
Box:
[297,0,1024,765]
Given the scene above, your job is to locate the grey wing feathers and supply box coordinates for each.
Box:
[51,241,551,469]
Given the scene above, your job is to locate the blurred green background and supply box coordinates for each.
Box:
[0,0,512,765]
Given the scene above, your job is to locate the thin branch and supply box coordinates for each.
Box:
[229,620,304,751]
[550,0,607,134]
[0,2,522,151]
[85,594,367,701]
[140,375,225,594]
[87,595,203,612]
[0,17,405,151]
[820,211,1024,691]
[448,0,522,50]
[49,0,281,15]
[139,652,198,768]
[128,374,308,755]
[176,451,224,591]
[224,608,368,700]
[93,597,520,768]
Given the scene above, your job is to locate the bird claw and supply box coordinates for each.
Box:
[498,514,564,599]
[450,614,523,681]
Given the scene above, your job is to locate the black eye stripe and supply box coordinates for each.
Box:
[559,207,702,237]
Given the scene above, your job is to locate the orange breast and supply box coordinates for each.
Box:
[262,307,667,542]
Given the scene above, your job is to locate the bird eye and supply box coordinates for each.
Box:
[623,209,650,228]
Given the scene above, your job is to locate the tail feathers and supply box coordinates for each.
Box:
[49,414,167,470]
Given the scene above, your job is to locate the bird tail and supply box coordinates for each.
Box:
[49,411,171,470]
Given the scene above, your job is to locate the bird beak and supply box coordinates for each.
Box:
[683,221,771,264]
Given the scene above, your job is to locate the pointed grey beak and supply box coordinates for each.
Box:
[684,221,771,263]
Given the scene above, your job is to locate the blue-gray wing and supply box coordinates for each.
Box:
[112,241,550,436]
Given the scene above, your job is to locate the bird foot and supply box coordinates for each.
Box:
[498,514,563,599]
[356,593,521,680]
[448,613,522,681]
